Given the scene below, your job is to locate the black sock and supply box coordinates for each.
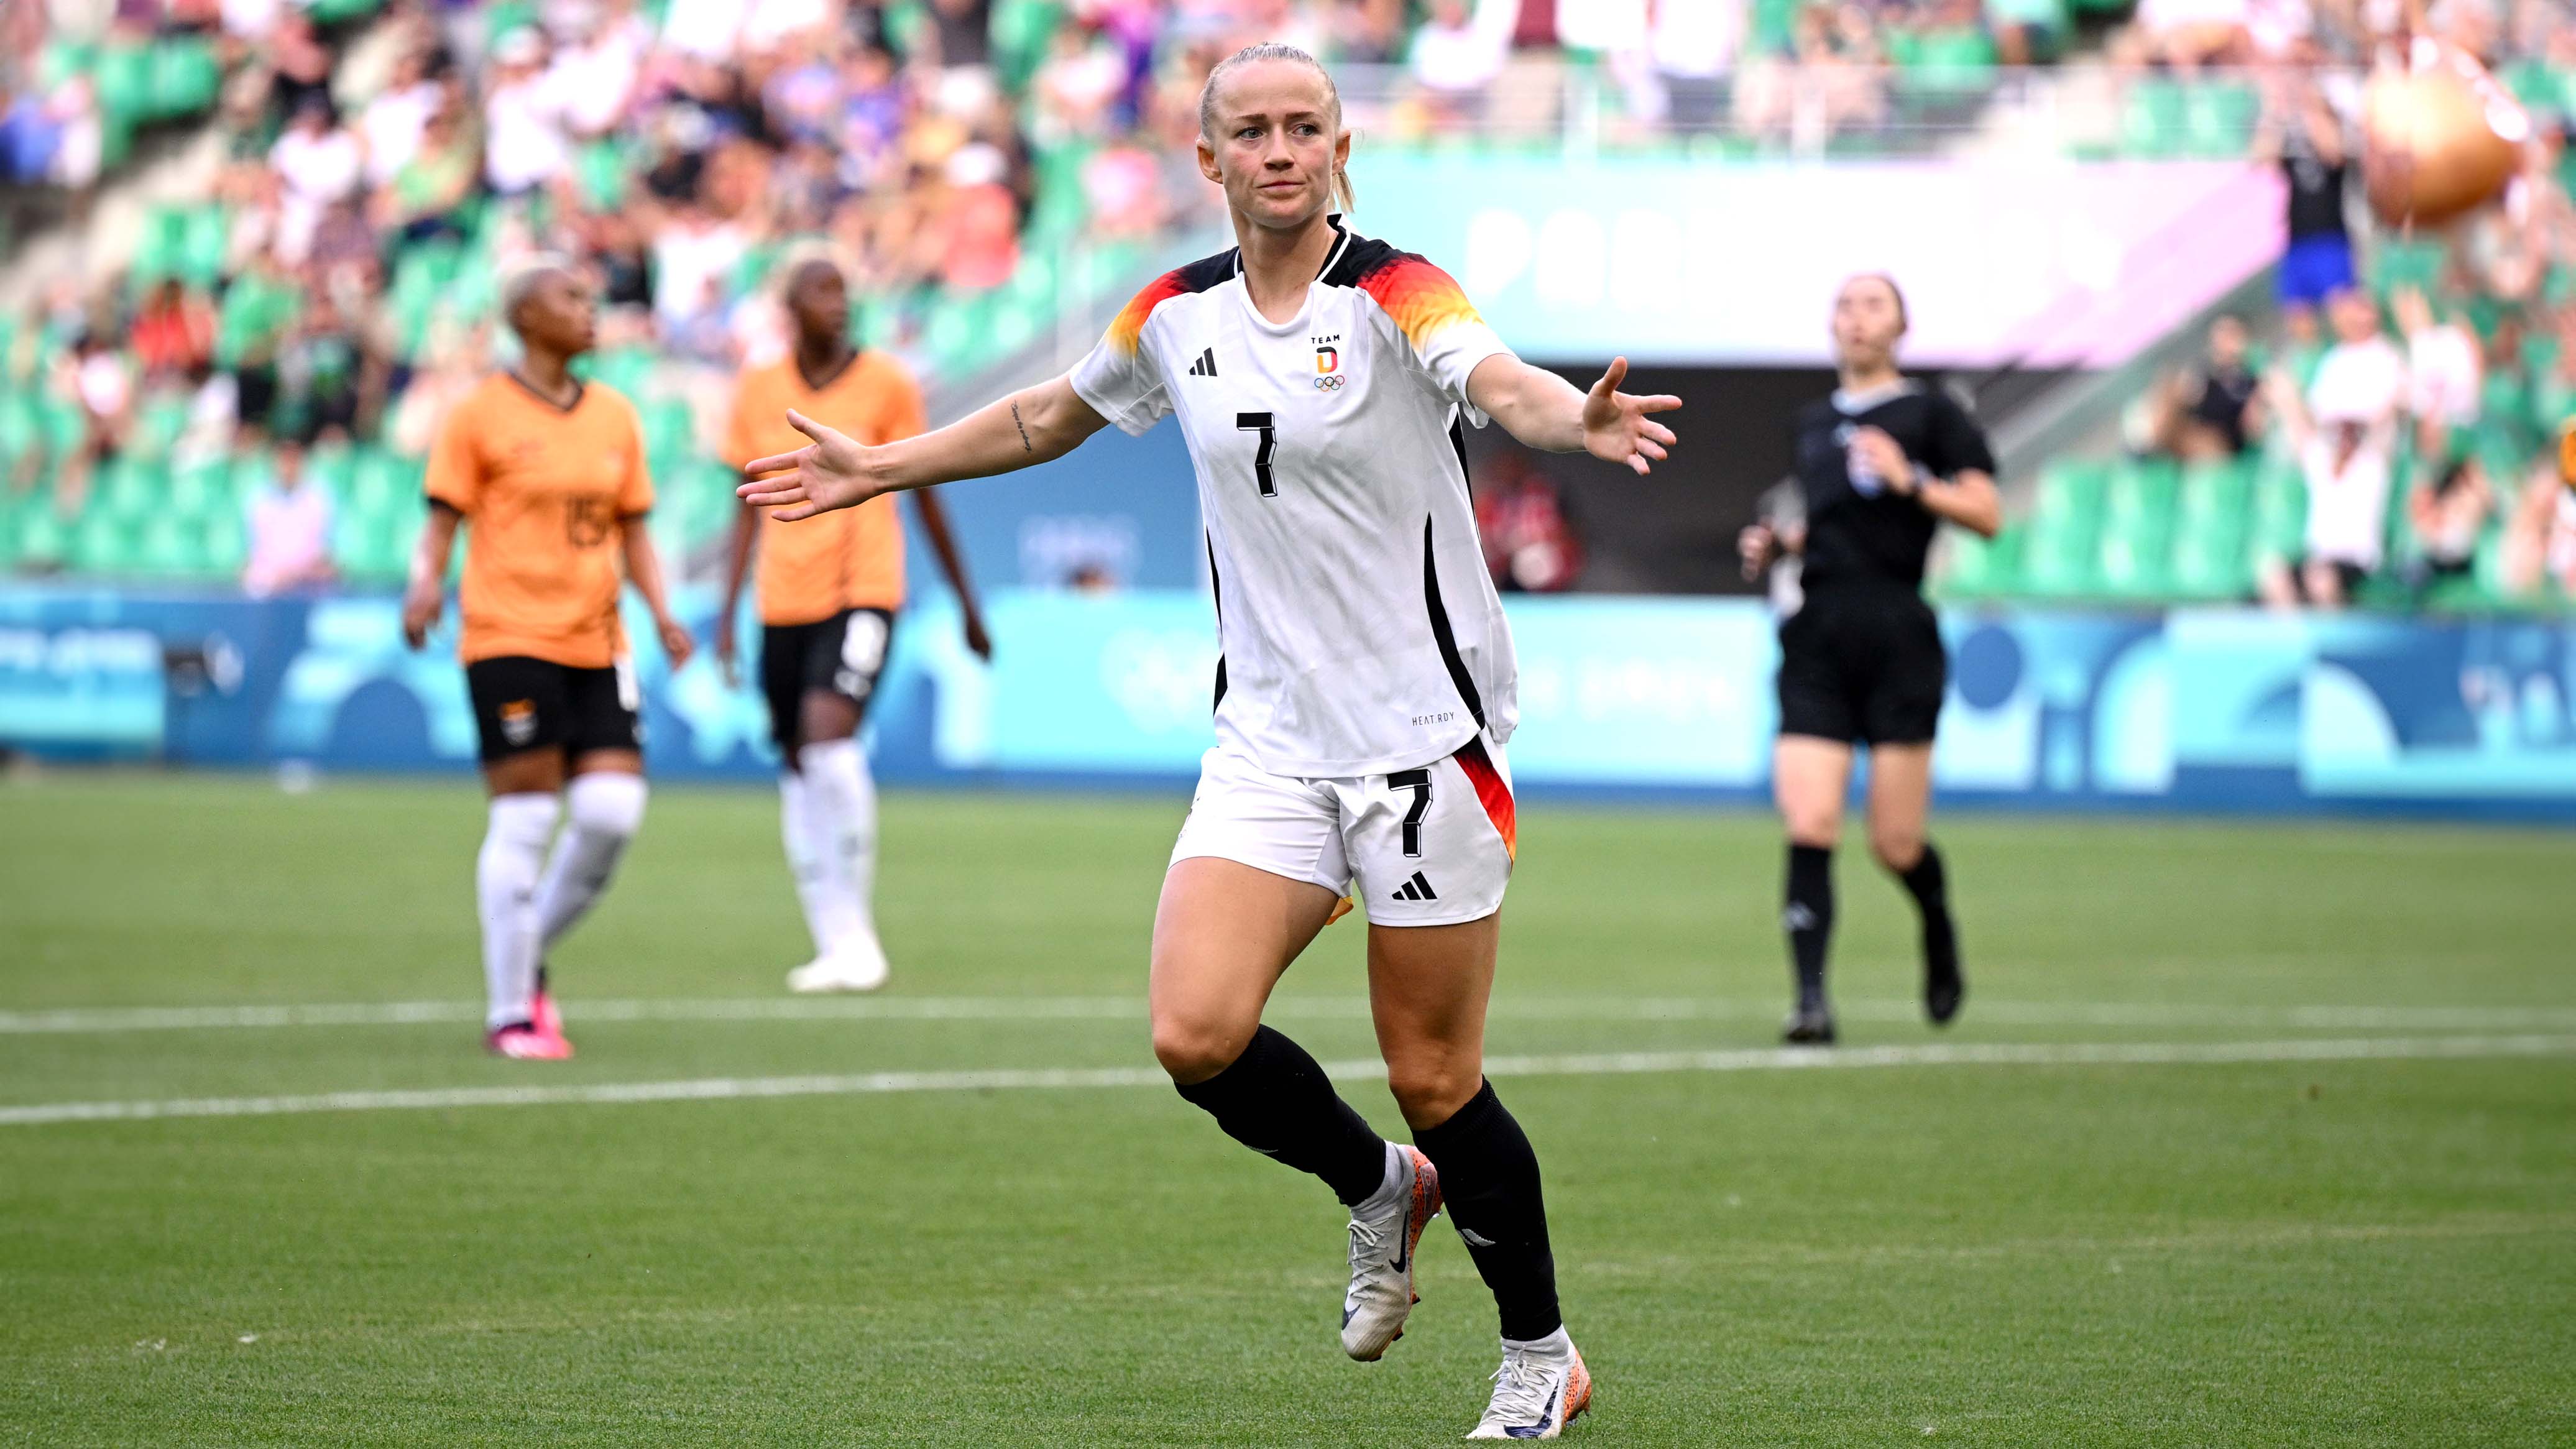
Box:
[1784,843,1835,1010]
[1174,1025,1387,1206]
[1414,1080,1561,1342]
[1900,842,1956,972]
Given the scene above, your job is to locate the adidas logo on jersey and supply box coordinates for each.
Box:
[1186,347,1218,377]
[1391,872,1438,903]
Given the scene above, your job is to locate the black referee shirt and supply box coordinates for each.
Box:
[1790,380,1996,595]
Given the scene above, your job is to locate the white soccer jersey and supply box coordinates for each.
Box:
[1070,219,1520,778]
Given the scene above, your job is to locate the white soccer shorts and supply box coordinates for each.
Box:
[1170,733,1518,927]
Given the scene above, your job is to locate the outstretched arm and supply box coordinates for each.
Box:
[1466,355,1681,476]
[740,375,1110,521]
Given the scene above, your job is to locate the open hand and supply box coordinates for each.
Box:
[1581,357,1683,477]
[739,409,889,521]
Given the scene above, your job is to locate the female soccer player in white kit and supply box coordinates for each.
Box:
[740,44,1678,1438]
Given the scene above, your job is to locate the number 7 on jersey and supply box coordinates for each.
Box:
[1236,412,1278,498]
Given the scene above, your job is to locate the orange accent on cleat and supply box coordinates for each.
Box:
[1563,1351,1594,1428]
[487,1024,573,1060]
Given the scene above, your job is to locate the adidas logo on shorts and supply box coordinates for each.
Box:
[1391,872,1438,903]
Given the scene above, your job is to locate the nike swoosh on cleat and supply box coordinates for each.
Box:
[1504,1386,1562,1438]
[1341,1305,1356,1328]
[1389,1240,1407,1274]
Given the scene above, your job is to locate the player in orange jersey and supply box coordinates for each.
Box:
[402,257,694,1059]
[717,254,991,993]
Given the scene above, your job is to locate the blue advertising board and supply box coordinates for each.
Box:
[4,584,2574,820]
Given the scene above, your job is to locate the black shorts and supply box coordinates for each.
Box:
[760,607,896,755]
[466,656,642,763]
[1776,588,1948,746]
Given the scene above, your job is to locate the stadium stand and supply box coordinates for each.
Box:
[4,0,2574,615]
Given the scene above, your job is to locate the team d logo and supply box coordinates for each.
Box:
[1313,343,1345,392]
[499,699,538,747]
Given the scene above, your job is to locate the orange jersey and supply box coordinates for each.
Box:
[724,352,928,626]
[425,375,654,668]
[2560,419,2575,486]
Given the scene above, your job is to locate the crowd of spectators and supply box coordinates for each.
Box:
[2115,9,2576,610]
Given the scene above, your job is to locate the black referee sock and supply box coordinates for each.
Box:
[1174,1025,1388,1207]
[1784,843,1836,1010]
[1899,841,1958,977]
[1415,1080,1562,1343]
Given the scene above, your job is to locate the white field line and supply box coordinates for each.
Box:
[6,996,2575,1036]
[4,1034,2571,1129]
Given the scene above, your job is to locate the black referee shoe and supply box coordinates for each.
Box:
[1780,1003,1836,1046]
[1923,918,1964,1027]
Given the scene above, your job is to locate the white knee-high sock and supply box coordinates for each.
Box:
[801,737,878,938]
[479,793,560,1030]
[533,772,648,949]
[780,769,863,957]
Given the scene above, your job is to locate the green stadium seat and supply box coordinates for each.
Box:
[2248,466,2308,571]
[203,507,247,577]
[2374,239,2445,301]
[15,503,68,572]
[149,35,223,120]
[94,458,157,524]
[127,392,191,463]
[93,43,153,132]
[2094,460,2178,597]
[347,447,415,517]
[2120,78,2189,159]
[134,513,206,577]
[0,393,40,467]
[1936,525,2022,598]
[132,205,186,281]
[39,39,95,91]
[168,457,232,520]
[69,511,140,576]
[2185,82,2260,158]
[2169,458,2254,599]
[2018,459,2109,596]
[177,206,231,288]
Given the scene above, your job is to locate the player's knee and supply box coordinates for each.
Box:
[1385,1057,1479,1127]
[1781,803,1842,848]
[1150,1013,1250,1085]
[1870,824,1923,874]
[566,771,648,839]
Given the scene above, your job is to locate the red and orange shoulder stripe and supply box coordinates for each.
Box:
[1103,249,1241,356]
[1334,239,1486,356]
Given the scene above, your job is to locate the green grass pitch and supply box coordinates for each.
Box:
[3,773,2572,1445]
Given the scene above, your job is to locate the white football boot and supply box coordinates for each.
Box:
[785,931,890,993]
[1341,1145,1442,1360]
[1466,1328,1592,1440]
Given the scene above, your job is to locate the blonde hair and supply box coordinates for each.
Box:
[1197,42,1357,214]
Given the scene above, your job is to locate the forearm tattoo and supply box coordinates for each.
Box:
[1011,401,1033,453]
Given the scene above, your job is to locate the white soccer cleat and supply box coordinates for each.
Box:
[1466,1330,1592,1440]
[1341,1146,1442,1361]
[785,933,890,994]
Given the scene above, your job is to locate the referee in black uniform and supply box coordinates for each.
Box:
[1739,274,2002,1044]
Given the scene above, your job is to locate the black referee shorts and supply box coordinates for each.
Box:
[759,607,896,755]
[1775,588,1948,747]
[466,655,642,763]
